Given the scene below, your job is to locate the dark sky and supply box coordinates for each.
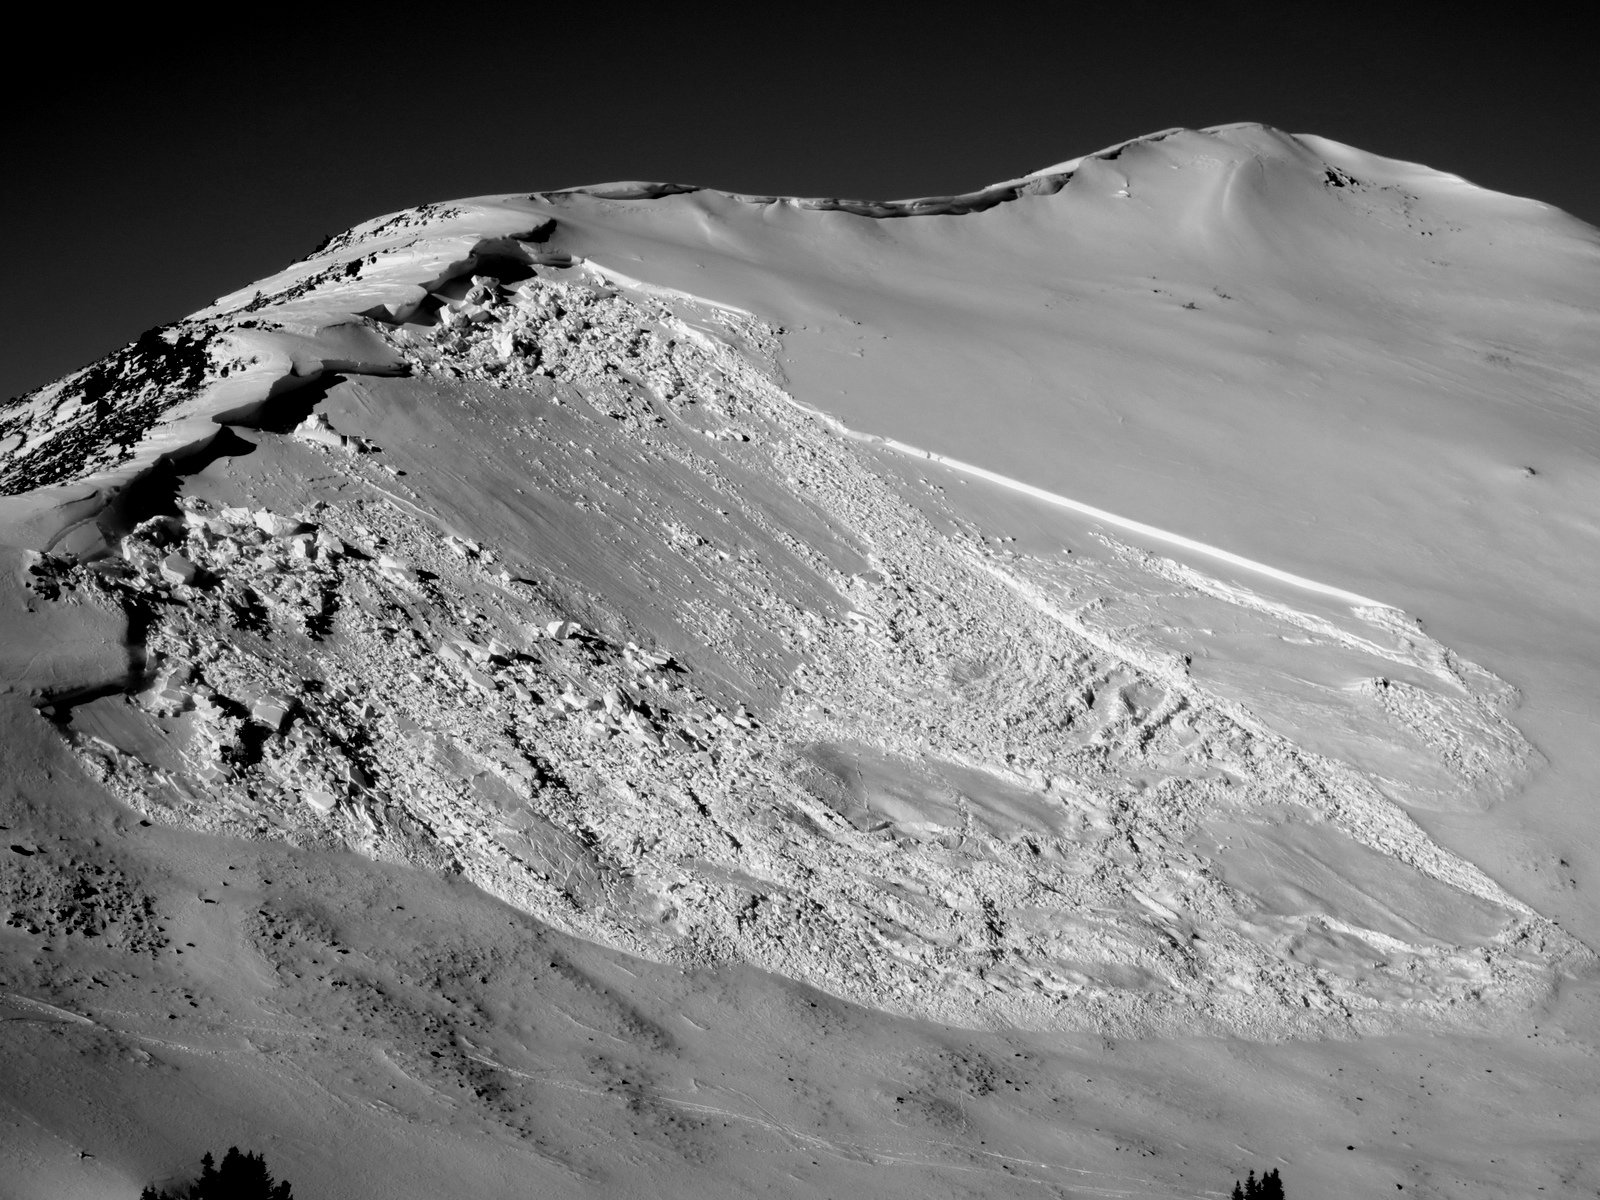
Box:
[5,6,1591,401]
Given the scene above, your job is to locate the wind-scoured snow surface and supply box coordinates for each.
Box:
[4,124,1600,1198]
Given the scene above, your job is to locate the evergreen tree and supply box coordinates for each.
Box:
[1231,1166,1286,1200]
[137,1145,293,1200]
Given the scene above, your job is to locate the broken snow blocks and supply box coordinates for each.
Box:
[250,693,296,734]
[159,552,201,587]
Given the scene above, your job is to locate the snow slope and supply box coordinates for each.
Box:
[3,123,1599,1198]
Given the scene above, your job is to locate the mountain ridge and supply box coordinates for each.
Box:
[3,123,1600,1199]
[8,121,1593,545]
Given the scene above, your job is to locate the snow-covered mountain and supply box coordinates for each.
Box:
[3,123,1598,1199]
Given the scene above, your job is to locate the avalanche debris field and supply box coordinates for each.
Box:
[4,125,1600,1199]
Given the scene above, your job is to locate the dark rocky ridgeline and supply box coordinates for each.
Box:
[0,323,220,495]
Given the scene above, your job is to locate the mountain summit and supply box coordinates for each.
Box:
[3,126,1599,1199]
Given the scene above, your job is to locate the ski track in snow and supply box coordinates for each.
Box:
[471,1048,1191,1196]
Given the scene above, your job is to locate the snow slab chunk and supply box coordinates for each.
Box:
[159,553,200,586]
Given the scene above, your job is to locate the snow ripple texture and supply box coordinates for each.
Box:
[26,262,1584,1040]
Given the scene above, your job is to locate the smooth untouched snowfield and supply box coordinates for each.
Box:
[3,124,1599,1199]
